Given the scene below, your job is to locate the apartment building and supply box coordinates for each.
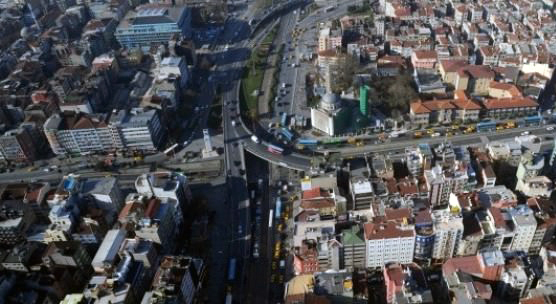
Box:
[135,172,191,208]
[339,225,366,270]
[318,27,342,52]
[45,110,166,155]
[509,206,537,253]
[115,6,192,50]
[109,108,165,152]
[350,177,374,211]
[44,112,122,155]
[411,50,437,69]
[431,210,464,261]
[0,124,42,163]
[364,221,415,268]
[144,256,202,304]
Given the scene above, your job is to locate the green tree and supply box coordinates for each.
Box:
[330,54,359,93]
[386,74,417,112]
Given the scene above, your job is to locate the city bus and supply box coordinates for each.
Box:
[267,144,284,155]
[477,121,497,133]
[275,197,282,219]
[227,258,237,281]
[280,128,294,142]
[523,115,542,127]
[298,138,318,146]
[280,112,288,127]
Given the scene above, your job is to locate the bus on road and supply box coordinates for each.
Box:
[280,128,294,141]
[275,197,282,219]
[298,138,318,146]
[227,258,236,281]
[280,113,288,127]
[477,121,496,133]
[523,115,542,127]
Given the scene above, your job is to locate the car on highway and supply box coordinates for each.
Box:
[521,131,530,135]
[547,127,554,131]
[231,120,237,126]
[253,244,259,258]
[251,135,260,143]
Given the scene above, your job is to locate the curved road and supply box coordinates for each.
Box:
[228,1,556,172]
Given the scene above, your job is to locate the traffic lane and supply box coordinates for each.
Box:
[334,125,556,156]
[244,142,312,170]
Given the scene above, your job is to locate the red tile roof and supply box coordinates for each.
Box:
[415,210,432,225]
[489,207,509,230]
[482,97,537,109]
[363,222,415,240]
[413,50,438,60]
[443,255,484,277]
[452,98,482,110]
[302,187,330,200]
[410,101,431,114]
[422,100,456,110]
[385,208,412,222]
[459,65,495,79]
[489,81,522,97]
[300,199,335,209]
[440,60,468,72]
[454,90,468,100]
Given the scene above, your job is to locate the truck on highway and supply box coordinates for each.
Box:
[389,130,406,138]
[267,144,284,155]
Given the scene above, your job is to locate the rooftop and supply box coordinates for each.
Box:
[363,221,415,240]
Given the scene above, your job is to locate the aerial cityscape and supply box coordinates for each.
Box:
[0,0,556,303]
